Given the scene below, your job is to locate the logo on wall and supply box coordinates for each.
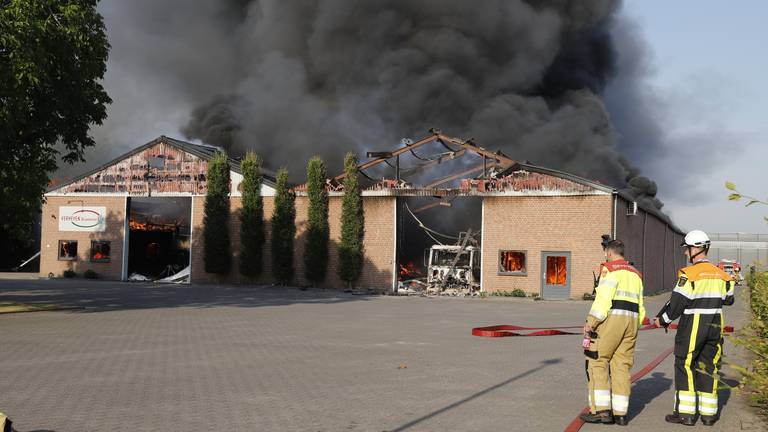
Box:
[59,206,107,232]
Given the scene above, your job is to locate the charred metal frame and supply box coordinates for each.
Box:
[332,130,516,187]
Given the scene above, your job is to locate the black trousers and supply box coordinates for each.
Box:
[673,313,723,417]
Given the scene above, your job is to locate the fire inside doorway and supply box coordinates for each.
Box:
[127,197,191,282]
[397,196,482,296]
[340,132,501,296]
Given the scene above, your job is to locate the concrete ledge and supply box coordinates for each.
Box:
[0,272,41,280]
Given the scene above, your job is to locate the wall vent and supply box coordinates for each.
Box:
[627,201,638,216]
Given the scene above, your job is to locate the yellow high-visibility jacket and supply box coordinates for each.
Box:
[587,259,646,328]
[658,260,734,326]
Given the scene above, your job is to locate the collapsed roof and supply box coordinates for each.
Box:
[318,129,681,232]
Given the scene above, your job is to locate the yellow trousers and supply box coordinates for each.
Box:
[0,412,11,432]
[586,314,638,415]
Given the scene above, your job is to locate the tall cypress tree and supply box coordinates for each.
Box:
[239,152,265,278]
[271,169,295,285]
[338,152,364,286]
[304,156,329,285]
[203,152,231,274]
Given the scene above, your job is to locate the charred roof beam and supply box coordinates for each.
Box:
[424,163,492,189]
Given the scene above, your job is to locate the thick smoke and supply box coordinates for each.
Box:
[163,0,657,208]
[69,0,665,213]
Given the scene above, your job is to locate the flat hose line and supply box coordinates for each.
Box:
[470,319,735,432]
[471,319,734,337]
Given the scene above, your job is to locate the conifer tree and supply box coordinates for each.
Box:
[304,157,329,285]
[271,169,295,285]
[239,152,265,278]
[338,152,364,286]
[203,152,231,274]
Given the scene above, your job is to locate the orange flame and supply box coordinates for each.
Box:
[399,261,422,279]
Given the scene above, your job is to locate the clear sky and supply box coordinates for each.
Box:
[621,0,768,234]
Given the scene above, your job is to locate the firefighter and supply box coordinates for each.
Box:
[653,230,734,426]
[581,240,646,426]
[0,411,12,432]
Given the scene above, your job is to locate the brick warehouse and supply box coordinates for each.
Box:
[41,133,685,298]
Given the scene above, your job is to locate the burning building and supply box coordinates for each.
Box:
[41,136,275,281]
[40,131,685,298]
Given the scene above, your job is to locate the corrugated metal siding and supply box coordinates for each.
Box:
[615,195,685,296]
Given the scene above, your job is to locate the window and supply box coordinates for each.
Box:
[499,250,526,275]
[431,250,470,267]
[546,256,568,285]
[58,240,78,261]
[90,241,111,263]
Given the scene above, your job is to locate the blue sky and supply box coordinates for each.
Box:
[621,0,768,233]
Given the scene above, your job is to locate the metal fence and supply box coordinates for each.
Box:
[709,232,768,268]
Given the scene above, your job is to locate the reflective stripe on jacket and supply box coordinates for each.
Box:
[658,261,733,325]
[587,259,646,328]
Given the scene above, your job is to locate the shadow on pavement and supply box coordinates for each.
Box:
[717,376,739,418]
[387,358,562,432]
[627,372,739,422]
[0,279,379,314]
[628,372,672,421]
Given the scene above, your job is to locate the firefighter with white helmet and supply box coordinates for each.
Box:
[581,239,646,426]
[654,230,735,426]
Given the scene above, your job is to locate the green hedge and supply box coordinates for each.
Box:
[203,152,231,274]
[736,272,768,409]
[271,169,295,285]
[239,153,265,278]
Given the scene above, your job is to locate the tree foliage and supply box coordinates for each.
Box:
[304,156,329,284]
[203,152,231,274]
[0,0,111,240]
[725,181,768,412]
[271,169,295,285]
[726,181,768,223]
[239,152,265,278]
[338,152,364,285]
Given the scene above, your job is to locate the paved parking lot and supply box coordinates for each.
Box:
[0,280,763,431]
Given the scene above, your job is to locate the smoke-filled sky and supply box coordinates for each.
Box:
[65,0,767,233]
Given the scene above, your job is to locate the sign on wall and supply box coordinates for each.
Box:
[59,206,107,232]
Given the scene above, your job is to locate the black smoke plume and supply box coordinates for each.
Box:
[161,0,659,210]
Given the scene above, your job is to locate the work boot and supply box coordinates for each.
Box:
[580,410,614,424]
[700,416,718,426]
[665,412,696,426]
[613,415,628,426]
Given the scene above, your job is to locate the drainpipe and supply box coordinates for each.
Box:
[612,192,617,239]
[480,198,485,292]
[121,196,130,281]
[642,211,647,273]
[663,224,668,293]
[392,197,398,293]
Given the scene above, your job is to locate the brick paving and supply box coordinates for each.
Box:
[0,279,763,431]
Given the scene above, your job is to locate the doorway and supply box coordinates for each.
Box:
[126,197,191,281]
[541,251,571,299]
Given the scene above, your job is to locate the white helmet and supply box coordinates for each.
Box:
[681,230,711,247]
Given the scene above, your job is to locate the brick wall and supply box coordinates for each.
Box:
[40,196,127,280]
[191,195,396,291]
[481,195,612,298]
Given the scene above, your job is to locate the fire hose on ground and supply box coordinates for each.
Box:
[471,318,735,432]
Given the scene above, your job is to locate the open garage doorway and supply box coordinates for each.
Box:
[397,196,482,295]
[126,197,191,282]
